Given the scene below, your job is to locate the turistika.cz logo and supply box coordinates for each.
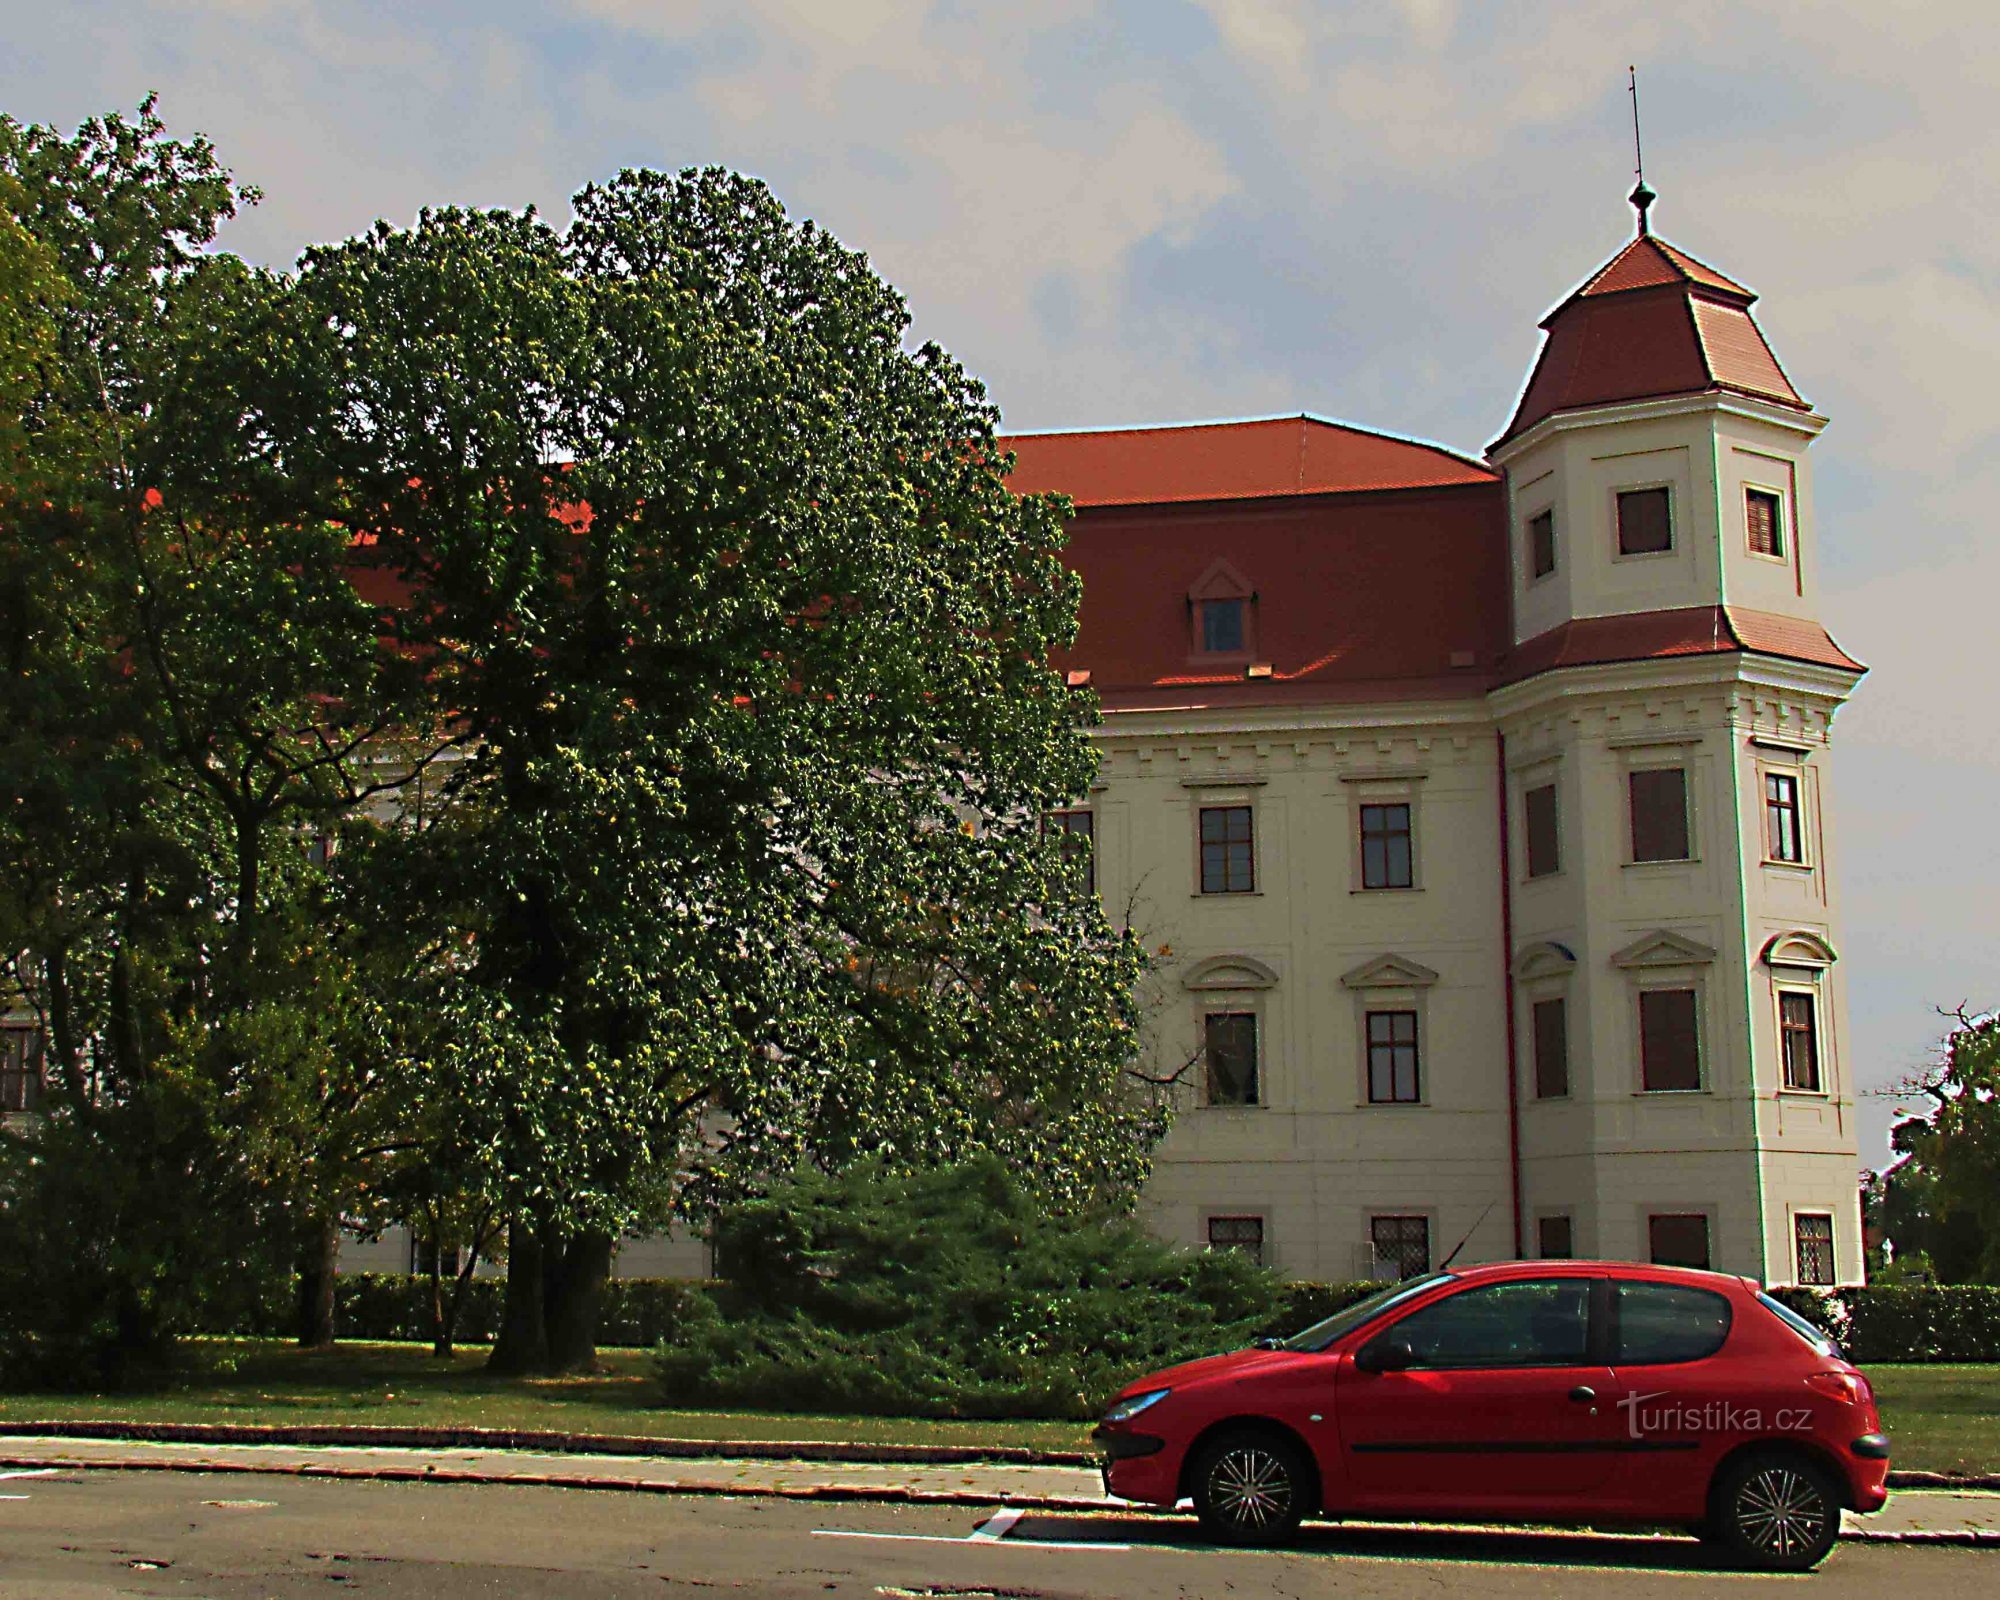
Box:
[1616,1390,1814,1439]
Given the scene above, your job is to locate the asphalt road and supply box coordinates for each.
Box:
[1,1470,1992,1599]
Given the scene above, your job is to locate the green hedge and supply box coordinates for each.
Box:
[1770,1284,2000,1363]
[1263,1281,1390,1339]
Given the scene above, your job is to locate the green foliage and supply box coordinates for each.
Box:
[1262,1281,1395,1338]
[650,1158,1277,1419]
[1774,1285,2000,1363]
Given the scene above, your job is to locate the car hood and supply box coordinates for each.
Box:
[1116,1346,1292,1398]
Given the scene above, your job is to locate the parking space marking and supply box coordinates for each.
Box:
[0,1470,57,1481]
[814,1507,1133,1553]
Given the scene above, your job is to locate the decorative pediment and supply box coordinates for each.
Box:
[1340,953,1440,990]
[1181,954,1280,992]
[1512,940,1578,982]
[1187,558,1255,602]
[1610,929,1717,970]
[1762,931,1838,970]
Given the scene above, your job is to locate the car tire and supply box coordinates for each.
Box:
[1190,1428,1311,1546]
[1708,1448,1843,1572]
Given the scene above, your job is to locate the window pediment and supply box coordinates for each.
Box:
[1611,929,1717,970]
[1762,930,1837,970]
[1182,954,1280,992]
[1341,953,1440,990]
[1187,558,1255,602]
[1512,940,1578,982]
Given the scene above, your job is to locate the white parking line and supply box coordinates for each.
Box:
[0,1470,57,1481]
[813,1506,1132,1552]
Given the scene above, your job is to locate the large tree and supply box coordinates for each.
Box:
[1875,1009,2000,1284]
[304,172,1157,1374]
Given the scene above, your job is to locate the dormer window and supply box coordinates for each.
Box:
[1617,487,1673,555]
[1187,559,1256,658]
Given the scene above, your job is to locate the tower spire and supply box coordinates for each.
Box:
[1627,65,1655,235]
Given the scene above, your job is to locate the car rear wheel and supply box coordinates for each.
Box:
[1190,1429,1310,1546]
[1710,1449,1842,1572]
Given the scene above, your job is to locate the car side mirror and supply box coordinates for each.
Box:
[1354,1336,1416,1374]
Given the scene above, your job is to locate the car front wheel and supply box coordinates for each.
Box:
[1190,1429,1310,1546]
[1710,1449,1842,1572]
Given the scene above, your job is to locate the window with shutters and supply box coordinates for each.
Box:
[1524,782,1560,878]
[0,1025,44,1114]
[1629,767,1691,862]
[1045,808,1095,895]
[1198,805,1255,894]
[1639,987,1701,1091]
[1647,1213,1712,1270]
[1795,1214,1835,1286]
[1765,772,1803,864]
[1359,802,1414,889]
[1780,990,1822,1092]
[1208,1214,1265,1265]
[1746,488,1785,558]
[1203,1012,1260,1106]
[1365,1009,1421,1103]
[1529,509,1556,578]
[1617,487,1673,555]
[1370,1214,1431,1280]
[1537,1214,1574,1260]
[1532,996,1569,1099]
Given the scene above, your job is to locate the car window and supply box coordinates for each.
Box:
[1277,1274,1452,1353]
[1757,1291,1841,1358]
[1613,1280,1732,1364]
[1382,1278,1593,1370]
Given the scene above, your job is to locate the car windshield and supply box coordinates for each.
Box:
[1758,1291,1841,1358]
[1273,1274,1454,1352]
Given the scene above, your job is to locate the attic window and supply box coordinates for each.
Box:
[1187,559,1256,658]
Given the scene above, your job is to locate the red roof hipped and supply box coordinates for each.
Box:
[1497,606,1864,687]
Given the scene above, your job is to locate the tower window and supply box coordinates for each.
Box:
[1359,803,1414,889]
[1648,1213,1711,1270]
[1366,1009,1421,1103]
[1529,509,1556,578]
[1765,772,1803,863]
[1199,596,1246,653]
[1199,805,1255,894]
[1524,783,1560,878]
[1795,1214,1834,1285]
[1639,987,1701,1091]
[1538,1214,1574,1259]
[1617,487,1673,555]
[1747,488,1785,557]
[1532,996,1569,1099]
[1780,990,1822,1092]
[1629,767,1691,862]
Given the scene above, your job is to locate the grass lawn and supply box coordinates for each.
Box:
[0,1344,1992,1475]
[0,1340,1092,1453]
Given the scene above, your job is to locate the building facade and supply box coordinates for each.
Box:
[1000,207,1866,1287]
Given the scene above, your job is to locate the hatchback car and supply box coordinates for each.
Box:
[1094,1261,1887,1571]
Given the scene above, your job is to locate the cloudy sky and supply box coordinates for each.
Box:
[8,1,1993,1164]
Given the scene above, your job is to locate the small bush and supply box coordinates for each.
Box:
[1264,1281,1395,1340]
[651,1158,1281,1419]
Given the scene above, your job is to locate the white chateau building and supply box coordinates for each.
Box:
[999,197,1866,1288]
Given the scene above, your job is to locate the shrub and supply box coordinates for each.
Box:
[1264,1281,1395,1340]
[651,1157,1280,1419]
[1759,1285,2000,1363]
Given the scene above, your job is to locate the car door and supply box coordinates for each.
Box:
[1333,1274,1623,1516]
[1599,1276,1742,1516]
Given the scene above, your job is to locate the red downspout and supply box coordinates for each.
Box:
[1497,730,1525,1258]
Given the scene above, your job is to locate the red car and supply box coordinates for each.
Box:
[1094,1261,1887,1571]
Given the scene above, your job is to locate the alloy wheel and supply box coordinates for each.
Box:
[1734,1464,1829,1560]
[1207,1445,1296,1532]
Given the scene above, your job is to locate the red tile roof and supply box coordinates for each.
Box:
[1497,605,1864,687]
[1493,233,1808,449]
[1002,415,1495,508]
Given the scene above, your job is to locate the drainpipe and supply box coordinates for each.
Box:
[1497,730,1525,1258]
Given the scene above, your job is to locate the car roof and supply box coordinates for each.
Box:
[1443,1259,1754,1291]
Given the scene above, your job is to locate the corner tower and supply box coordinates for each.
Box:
[1487,197,1867,1286]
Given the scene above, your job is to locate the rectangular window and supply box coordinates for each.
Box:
[1780,990,1822,1092]
[1629,767,1691,862]
[1207,1214,1265,1265]
[1359,802,1414,889]
[1371,1214,1431,1280]
[1747,488,1785,557]
[1204,1012,1260,1106]
[1532,996,1570,1099]
[1640,988,1701,1091]
[1538,1214,1574,1260]
[1648,1213,1712,1270]
[1795,1214,1835,1286]
[1366,1009,1421,1104]
[1617,487,1673,555]
[0,1026,43,1115]
[1199,805,1255,894]
[1765,772,1803,863]
[1529,509,1556,578]
[1046,808,1095,895]
[1200,596,1245,653]
[1524,782,1560,878]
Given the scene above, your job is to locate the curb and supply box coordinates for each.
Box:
[0,1421,1092,1469]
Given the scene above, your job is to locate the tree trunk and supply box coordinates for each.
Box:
[546,1229,614,1375]
[427,1233,449,1359]
[295,1213,340,1348]
[486,1219,548,1375]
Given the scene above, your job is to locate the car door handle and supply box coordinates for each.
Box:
[1568,1386,1597,1403]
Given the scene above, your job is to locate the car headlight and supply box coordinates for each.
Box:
[1102,1388,1170,1425]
